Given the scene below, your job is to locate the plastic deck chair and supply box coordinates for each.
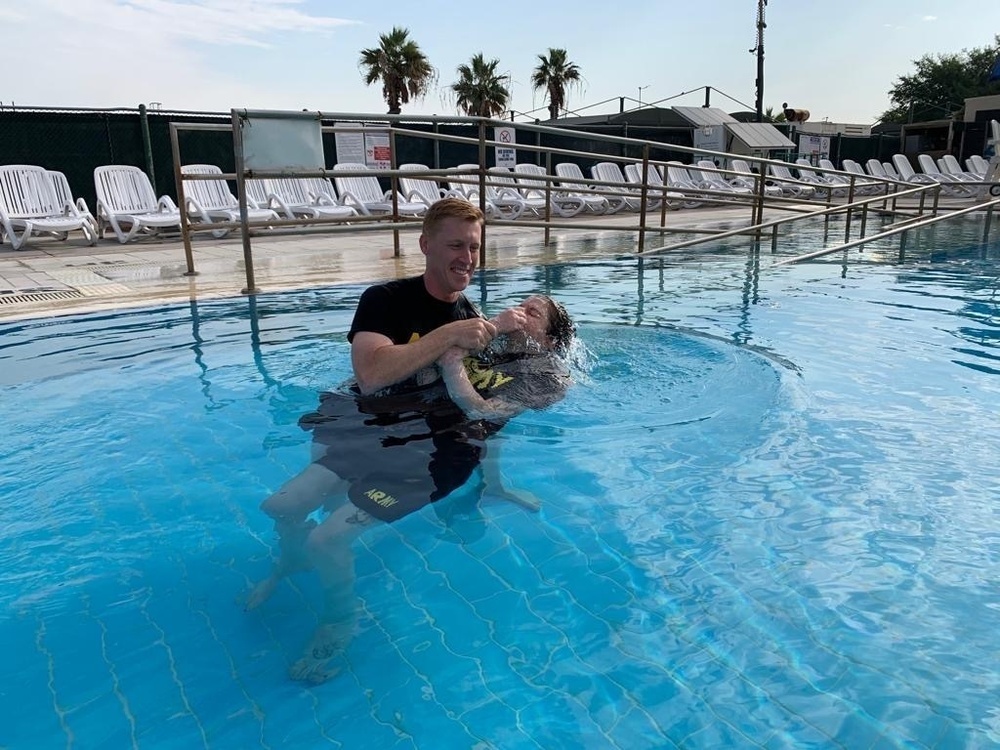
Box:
[93,165,181,243]
[0,165,97,250]
[553,162,616,214]
[695,161,754,198]
[398,164,466,208]
[333,163,426,217]
[243,177,357,222]
[181,164,279,237]
[47,170,98,237]
[512,164,586,217]
[891,154,971,197]
[590,162,647,212]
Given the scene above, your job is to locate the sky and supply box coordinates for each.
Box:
[2,0,999,125]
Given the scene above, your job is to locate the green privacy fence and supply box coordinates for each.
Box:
[0,106,709,211]
[2,105,987,213]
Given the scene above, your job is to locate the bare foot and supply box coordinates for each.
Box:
[496,486,542,512]
[245,574,280,611]
[289,623,345,684]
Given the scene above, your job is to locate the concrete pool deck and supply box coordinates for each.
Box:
[0,195,978,322]
[0,207,771,321]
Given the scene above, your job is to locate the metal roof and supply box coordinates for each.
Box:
[727,122,796,150]
[672,106,737,126]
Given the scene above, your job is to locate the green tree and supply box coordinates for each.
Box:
[359,27,435,115]
[451,53,510,118]
[880,36,1000,123]
[530,48,582,120]
[763,106,787,123]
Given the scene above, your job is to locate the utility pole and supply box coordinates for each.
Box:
[752,0,767,122]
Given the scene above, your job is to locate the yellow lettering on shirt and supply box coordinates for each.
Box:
[364,487,398,507]
[408,333,420,343]
[463,358,516,392]
[490,372,514,388]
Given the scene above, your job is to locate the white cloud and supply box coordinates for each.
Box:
[922,15,938,21]
[0,0,362,110]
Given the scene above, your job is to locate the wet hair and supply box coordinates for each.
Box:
[539,295,576,353]
[422,198,484,237]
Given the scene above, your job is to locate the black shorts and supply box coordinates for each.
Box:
[300,387,501,523]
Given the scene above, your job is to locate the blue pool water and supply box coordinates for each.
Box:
[2,217,1000,748]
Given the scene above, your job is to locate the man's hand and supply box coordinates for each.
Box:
[491,307,527,334]
[447,317,498,351]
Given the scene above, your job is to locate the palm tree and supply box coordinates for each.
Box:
[359,27,435,115]
[530,48,582,120]
[451,53,509,118]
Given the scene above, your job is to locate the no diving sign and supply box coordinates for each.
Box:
[494,127,516,168]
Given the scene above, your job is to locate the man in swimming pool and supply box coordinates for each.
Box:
[349,197,498,396]
[250,294,574,684]
[249,197,575,682]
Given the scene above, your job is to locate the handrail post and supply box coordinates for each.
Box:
[983,206,994,250]
[138,103,157,194]
[931,184,940,217]
[389,128,400,257]
[477,120,487,267]
[168,122,196,276]
[755,162,767,232]
[638,146,650,253]
[231,109,259,295]
[844,175,856,243]
[544,151,552,247]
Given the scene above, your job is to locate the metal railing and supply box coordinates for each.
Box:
[166,109,995,295]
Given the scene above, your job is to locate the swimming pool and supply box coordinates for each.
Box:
[2,217,999,748]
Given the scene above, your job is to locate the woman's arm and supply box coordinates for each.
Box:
[438,348,523,420]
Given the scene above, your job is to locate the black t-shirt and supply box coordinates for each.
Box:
[348,275,481,346]
[302,350,570,523]
[464,350,570,411]
[347,275,481,393]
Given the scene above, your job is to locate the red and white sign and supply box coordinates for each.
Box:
[494,126,516,168]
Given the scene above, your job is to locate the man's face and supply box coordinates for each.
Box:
[420,217,481,300]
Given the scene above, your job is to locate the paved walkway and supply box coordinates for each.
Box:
[0,209,760,321]
[4,192,976,322]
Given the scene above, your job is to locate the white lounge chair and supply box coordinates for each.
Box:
[865,159,893,181]
[553,163,618,214]
[449,165,525,219]
[0,165,97,250]
[695,161,754,198]
[794,159,848,197]
[938,155,981,182]
[512,164,586,217]
[181,164,279,237]
[732,159,788,197]
[333,163,426,217]
[827,159,883,195]
[760,162,815,198]
[399,164,466,208]
[244,177,357,222]
[94,165,182,243]
[967,155,989,177]
[891,154,970,197]
[623,163,686,209]
[916,154,975,195]
[882,160,903,181]
[47,170,98,237]
[591,162,649,211]
[669,161,732,205]
[489,167,549,217]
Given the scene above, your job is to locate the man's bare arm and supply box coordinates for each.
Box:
[437,348,522,420]
[351,318,497,395]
